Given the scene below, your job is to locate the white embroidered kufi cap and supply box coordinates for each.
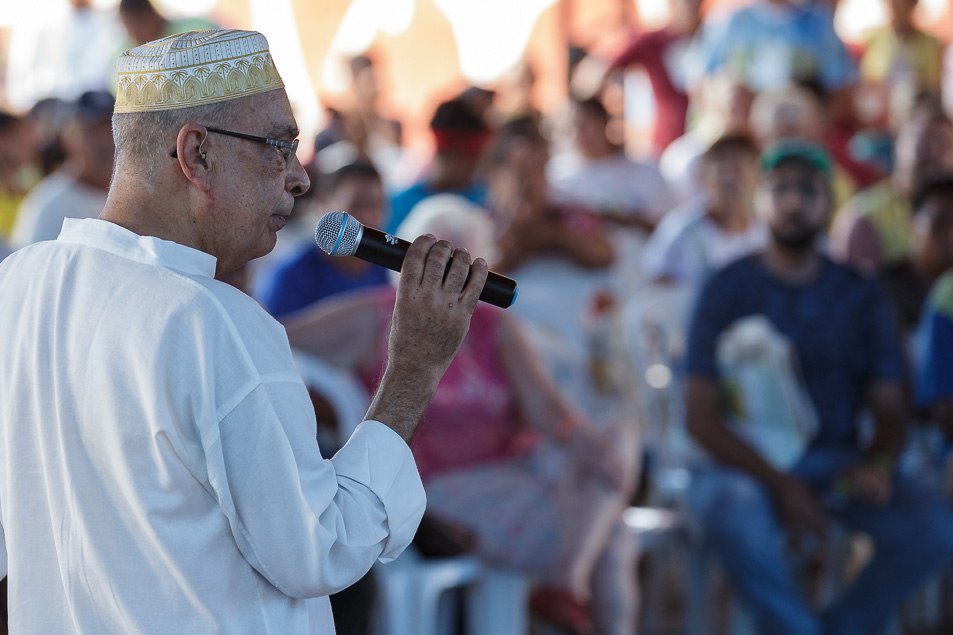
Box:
[114,29,284,113]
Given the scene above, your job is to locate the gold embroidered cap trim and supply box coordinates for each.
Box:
[114,29,284,113]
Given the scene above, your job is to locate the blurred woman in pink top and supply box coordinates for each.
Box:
[283,196,639,635]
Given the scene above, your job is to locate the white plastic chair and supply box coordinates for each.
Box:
[373,546,528,635]
[621,283,696,507]
[291,350,531,635]
[620,284,719,634]
[291,349,371,444]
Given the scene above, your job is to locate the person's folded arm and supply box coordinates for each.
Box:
[685,375,828,535]
[685,376,786,488]
[550,224,615,269]
[280,289,383,372]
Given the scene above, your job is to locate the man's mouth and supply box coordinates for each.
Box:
[269,214,288,231]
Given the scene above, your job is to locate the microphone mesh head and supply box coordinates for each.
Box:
[314,211,361,256]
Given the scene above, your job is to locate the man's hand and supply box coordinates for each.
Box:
[366,235,489,442]
[387,235,488,376]
[771,474,829,539]
[840,463,893,507]
[566,422,628,491]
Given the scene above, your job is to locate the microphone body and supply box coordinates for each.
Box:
[315,211,518,309]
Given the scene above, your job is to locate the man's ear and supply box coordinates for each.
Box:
[175,124,211,191]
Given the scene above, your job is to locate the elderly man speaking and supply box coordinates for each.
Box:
[0,30,488,633]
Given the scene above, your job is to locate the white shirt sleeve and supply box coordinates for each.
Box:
[207,378,425,599]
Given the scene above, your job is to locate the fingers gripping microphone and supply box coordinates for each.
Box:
[315,211,518,309]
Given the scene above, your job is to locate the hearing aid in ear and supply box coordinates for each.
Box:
[169,128,210,162]
[197,130,209,165]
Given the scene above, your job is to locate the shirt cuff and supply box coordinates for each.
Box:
[331,420,426,562]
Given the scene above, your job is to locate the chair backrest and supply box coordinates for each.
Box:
[291,348,371,445]
[622,283,698,503]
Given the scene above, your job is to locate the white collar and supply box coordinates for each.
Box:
[57,218,218,278]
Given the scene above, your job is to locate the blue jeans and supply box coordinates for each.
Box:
[688,446,953,635]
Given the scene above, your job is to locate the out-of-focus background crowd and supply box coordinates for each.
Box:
[2,0,953,634]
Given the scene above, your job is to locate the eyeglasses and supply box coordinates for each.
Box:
[170,126,299,162]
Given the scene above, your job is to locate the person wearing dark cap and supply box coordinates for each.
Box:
[682,140,953,635]
[386,97,491,234]
[11,90,116,247]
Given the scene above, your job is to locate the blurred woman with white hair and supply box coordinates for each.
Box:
[283,195,639,635]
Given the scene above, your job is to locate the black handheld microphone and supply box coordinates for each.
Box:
[314,211,518,309]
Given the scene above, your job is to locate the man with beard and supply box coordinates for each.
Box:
[680,140,953,635]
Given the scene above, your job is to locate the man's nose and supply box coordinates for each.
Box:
[287,156,311,197]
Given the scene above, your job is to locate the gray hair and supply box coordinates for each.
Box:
[111,101,236,171]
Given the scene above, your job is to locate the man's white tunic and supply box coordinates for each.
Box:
[0,218,426,633]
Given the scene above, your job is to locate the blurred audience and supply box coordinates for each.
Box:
[483,117,642,505]
[875,175,953,336]
[493,60,543,125]
[910,176,953,302]
[312,54,404,182]
[660,72,754,203]
[915,177,953,439]
[683,140,953,635]
[487,117,614,276]
[283,204,637,635]
[831,108,953,274]
[386,97,491,233]
[571,0,704,157]
[797,79,887,191]
[0,111,42,241]
[5,0,124,111]
[697,0,856,112]
[643,133,766,289]
[549,96,674,295]
[457,85,497,126]
[117,0,218,47]
[748,84,858,207]
[549,96,673,233]
[255,161,389,318]
[859,0,944,128]
[25,97,70,178]
[11,90,114,248]
[344,54,403,149]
